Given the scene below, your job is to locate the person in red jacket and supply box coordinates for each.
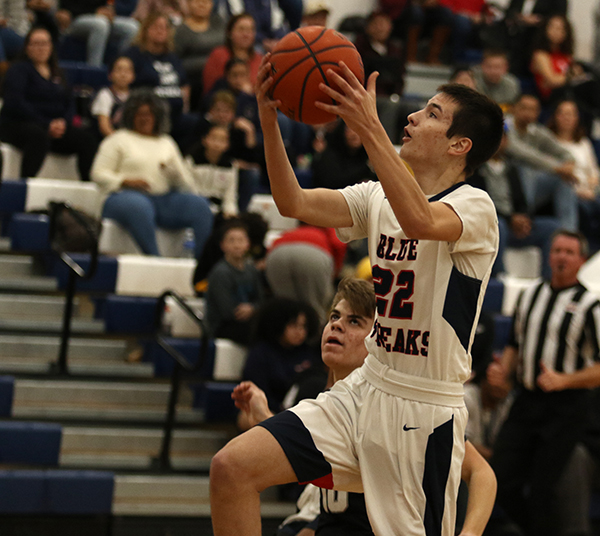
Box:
[265,225,347,323]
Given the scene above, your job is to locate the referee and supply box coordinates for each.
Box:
[488,229,600,536]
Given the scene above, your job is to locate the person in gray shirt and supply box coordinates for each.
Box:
[505,93,579,231]
[472,49,521,114]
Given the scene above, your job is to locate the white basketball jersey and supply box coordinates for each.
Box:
[338,180,498,385]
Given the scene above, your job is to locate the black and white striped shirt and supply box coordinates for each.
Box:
[509,282,600,391]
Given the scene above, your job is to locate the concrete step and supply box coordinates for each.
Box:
[12,379,201,423]
[60,427,228,470]
[0,316,104,334]
[112,475,296,517]
[0,294,79,318]
[0,358,154,378]
[0,275,58,292]
[0,254,39,277]
[0,334,129,360]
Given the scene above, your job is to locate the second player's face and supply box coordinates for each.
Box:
[321,299,373,381]
[401,93,459,167]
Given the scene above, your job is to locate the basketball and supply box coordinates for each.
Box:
[268,26,365,125]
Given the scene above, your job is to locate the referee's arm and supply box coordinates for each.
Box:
[537,362,600,392]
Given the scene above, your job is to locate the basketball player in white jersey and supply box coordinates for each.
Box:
[210,58,504,536]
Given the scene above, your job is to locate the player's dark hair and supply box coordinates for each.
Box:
[331,278,376,320]
[438,83,504,177]
[551,229,589,259]
[254,298,320,346]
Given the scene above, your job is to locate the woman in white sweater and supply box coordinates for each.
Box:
[91,89,214,258]
[548,99,600,251]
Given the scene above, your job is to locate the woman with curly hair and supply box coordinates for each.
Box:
[90,89,213,259]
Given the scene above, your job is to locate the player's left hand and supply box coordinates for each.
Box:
[316,62,380,138]
[536,363,568,392]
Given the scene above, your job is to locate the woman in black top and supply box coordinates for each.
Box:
[0,27,98,180]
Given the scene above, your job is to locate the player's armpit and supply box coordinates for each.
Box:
[407,201,462,242]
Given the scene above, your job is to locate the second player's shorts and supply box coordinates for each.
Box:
[259,354,468,536]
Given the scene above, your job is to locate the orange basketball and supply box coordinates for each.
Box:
[268,26,365,125]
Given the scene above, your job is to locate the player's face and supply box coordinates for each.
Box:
[400,93,459,167]
[549,235,585,283]
[321,299,373,381]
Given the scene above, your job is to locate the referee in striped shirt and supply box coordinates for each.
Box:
[488,229,600,536]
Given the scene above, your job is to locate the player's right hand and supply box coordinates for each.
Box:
[255,54,281,124]
[232,381,273,427]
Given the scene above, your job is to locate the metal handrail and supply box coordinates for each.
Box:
[152,290,211,471]
[48,202,100,375]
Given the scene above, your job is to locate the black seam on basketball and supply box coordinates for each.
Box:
[298,63,338,122]
[270,27,328,56]
[296,30,331,89]
[270,44,359,96]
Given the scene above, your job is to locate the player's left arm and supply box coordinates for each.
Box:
[459,440,497,536]
[316,63,463,242]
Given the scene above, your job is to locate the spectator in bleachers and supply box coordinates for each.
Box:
[205,219,263,345]
[265,224,347,324]
[530,14,600,123]
[301,0,329,28]
[0,0,29,71]
[186,123,239,218]
[439,0,495,64]
[239,297,320,429]
[311,120,377,191]
[202,12,261,96]
[90,55,135,137]
[55,0,139,67]
[199,89,260,211]
[505,93,579,231]
[0,27,98,180]
[90,89,214,259]
[354,10,405,144]
[114,0,137,17]
[207,57,259,129]
[548,99,600,253]
[132,0,187,25]
[502,0,567,75]
[213,0,289,53]
[125,11,199,150]
[468,130,560,279]
[174,0,226,110]
[472,48,521,113]
[449,64,476,88]
[27,0,59,41]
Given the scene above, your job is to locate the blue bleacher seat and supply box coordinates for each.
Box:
[103,295,158,334]
[145,338,215,378]
[493,314,512,351]
[483,278,504,313]
[8,213,50,252]
[191,382,237,422]
[0,470,114,515]
[49,254,118,293]
[0,180,27,214]
[0,376,14,417]
[0,422,61,466]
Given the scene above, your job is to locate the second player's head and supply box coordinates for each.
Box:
[321,278,376,382]
[402,84,503,178]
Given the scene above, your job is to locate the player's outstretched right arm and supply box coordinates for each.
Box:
[255,57,353,228]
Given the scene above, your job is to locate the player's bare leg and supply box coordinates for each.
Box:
[210,425,298,535]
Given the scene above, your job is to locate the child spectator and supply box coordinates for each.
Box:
[472,49,521,114]
[186,123,239,218]
[91,55,135,138]
[200,89,260,210]
[205,219,263,345]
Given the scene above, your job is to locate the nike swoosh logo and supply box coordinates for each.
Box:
[403,424,420,431]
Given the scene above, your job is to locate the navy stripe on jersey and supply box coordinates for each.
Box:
[423,417,454,536]
[442,267,482,352]
[258,410,333,488]
[428,182,467,203]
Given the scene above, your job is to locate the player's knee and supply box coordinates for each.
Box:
[210,444,251,492]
